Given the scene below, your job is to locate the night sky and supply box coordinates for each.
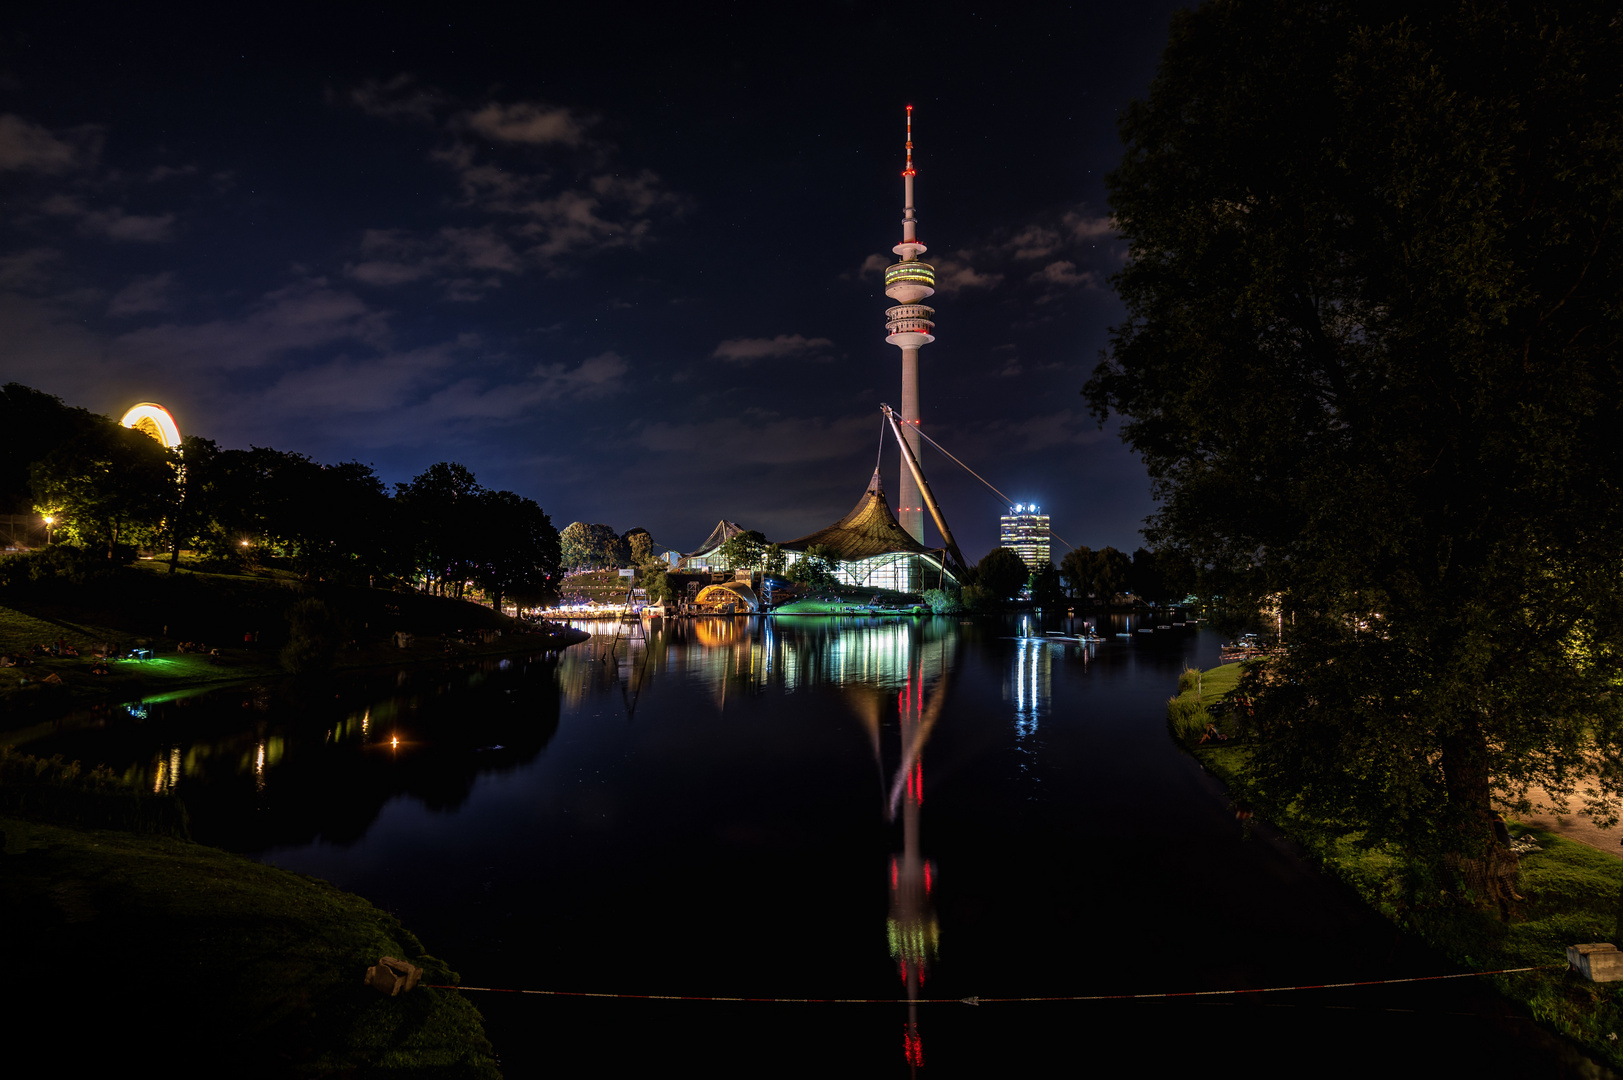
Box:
[0,2,1185,562]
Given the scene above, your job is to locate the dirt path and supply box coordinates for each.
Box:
[1501,781,1623,859]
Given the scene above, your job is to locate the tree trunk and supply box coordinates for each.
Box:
[1441,721,1515,909]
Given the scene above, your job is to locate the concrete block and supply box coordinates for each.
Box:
[1568,943,1623,982]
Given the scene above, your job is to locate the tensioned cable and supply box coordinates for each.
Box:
[875,416,887,475]
[908,425,1078,553]
[426,964,1555,1004]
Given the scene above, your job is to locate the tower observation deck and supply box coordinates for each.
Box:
[884,106,935,542]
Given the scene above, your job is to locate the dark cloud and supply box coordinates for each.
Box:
[712,334,836,364]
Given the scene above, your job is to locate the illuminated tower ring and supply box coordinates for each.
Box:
[120,402,182,448]
[884,106,935,542]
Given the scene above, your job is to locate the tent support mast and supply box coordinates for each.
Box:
[881,403,969,576]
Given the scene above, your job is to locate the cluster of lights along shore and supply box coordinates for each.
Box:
[1000,503,1051,571]
[884,105,936,542]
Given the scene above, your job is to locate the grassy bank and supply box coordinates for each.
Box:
[3,811,499,1076]
[1170,663,1623,1069]
[0,558,584,720]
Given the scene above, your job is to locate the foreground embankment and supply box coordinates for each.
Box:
[1,750,500,1076]
[1170,662,1623,1072]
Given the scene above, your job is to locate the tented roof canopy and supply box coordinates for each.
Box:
[779,470,937,562]
[684,519,747,559]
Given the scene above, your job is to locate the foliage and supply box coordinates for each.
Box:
[960,583,999,614]
[975,547,1028,603]
[716,529,767,572]
[471,489,560,611]
[787,543,839,589]
[1177,667,1623,1070]
[1028,562,1067,609]
[5,384,561,616]
[395,461,482,594]
[1126,547,1192,604]
[30,413,176,558]
[922,587,963,615]
[280,597,343,675]
[1085,0,1623,886]
[0,544,124,589]
[624,527,657,567]
[639,562,678,603]
[1165,695,1213,742]
[1059,545,1130,603]
[763,542,787,577]
[560,521,623,569]
[0,383,103,515]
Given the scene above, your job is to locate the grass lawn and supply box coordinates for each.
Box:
[2,815,500,1076]
[1172,662,1623,1069]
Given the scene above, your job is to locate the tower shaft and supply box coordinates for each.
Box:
[883,105,936,543]
[898,346,922,539]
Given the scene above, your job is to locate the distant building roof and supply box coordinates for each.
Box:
[684,520,747,558]
[779,470,937,562]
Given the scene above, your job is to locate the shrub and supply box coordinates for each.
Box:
[1166,695,1213,741]
[0,545,125,588]
[922,587,964,614]
[281,597,343,674]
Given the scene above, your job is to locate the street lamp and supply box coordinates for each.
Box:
[42,514,55,545]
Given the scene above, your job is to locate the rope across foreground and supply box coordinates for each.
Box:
[426,964,1557,1005]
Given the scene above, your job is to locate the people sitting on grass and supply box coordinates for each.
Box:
[90,660,110,675]
[1199,722,1229,744]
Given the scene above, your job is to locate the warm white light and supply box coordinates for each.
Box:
[120,403,182,448]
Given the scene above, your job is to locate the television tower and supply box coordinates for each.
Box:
[884,105,936,543]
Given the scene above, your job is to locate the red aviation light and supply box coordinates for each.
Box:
[924,861,933,893]
[891,857,899,889]
[903,104,916,177]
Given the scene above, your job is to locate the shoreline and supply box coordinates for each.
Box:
[1,609,590,735]
[3,811,502,1076]
[1171,661,1623,1073]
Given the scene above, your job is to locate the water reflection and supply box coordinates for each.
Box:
[566,614,958,1071]
[11,654,566,850]
[885,660,943,1073]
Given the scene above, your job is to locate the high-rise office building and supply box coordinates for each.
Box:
[1000,504,1051,570]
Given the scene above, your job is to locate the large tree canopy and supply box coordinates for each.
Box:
[1085,1,1623,879]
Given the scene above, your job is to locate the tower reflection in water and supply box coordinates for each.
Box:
[883,659,946,1072]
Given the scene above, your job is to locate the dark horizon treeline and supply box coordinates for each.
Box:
[1054,543,1191,605]
[1,384,561,610]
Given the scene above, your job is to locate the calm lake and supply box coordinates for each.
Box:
[17,614,1612,1076]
